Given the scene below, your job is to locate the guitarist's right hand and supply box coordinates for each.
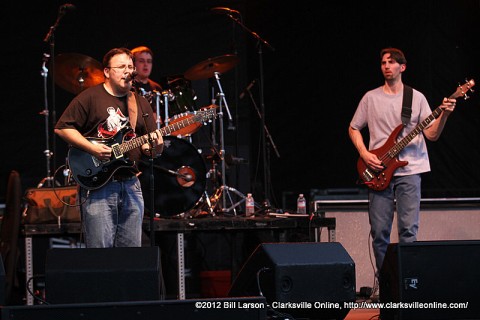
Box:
[361,151,383,172]
[91,144,112,161]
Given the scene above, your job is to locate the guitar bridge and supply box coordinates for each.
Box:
[363,169,374,182]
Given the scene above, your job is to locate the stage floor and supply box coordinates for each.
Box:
[345,308,380,320]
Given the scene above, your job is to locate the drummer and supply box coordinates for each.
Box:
[131,46,163,118]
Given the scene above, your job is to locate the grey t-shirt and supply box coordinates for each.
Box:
[350,86,433,176]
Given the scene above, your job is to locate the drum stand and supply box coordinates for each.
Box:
[211,71,246,214]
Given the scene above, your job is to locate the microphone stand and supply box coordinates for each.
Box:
[43,5,69,187]
[142,114,156,247]
[222,13,276,209]
[37,53,54,188]
[245,88,280,159]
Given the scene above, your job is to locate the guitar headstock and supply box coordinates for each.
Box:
[198,104,218,123]
[453,79,475,100]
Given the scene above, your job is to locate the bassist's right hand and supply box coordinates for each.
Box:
[361,151,383,171]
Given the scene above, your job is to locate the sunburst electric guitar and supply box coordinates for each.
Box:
[68,106,218,190]
[357,79,475,191]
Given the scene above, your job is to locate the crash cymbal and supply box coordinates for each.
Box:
[54,53,104,94]
[184,54,239,81]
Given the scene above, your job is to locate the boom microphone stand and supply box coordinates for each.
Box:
[41,3,75,187]
[217,9,276,208]
[37,54,54,188]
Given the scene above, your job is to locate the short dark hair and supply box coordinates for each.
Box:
[102,47,133,68]
[380,47,407,64]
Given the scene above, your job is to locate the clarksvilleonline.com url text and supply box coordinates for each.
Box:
[345,301,469,310]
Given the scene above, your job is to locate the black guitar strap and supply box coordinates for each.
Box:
[401,85,413,125]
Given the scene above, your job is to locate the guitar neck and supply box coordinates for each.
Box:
[389,106,443,157]
[115,111,209,155]
[159,113,204,136]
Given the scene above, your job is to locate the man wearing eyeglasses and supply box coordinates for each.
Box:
[55,47,163,248]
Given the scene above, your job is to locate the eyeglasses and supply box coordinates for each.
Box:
[107,65,136,72]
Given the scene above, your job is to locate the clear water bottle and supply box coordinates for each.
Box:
[246,193,255,217]
[297,193,307,214]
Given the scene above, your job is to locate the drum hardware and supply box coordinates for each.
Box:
[209,71,246,214]
[54,53,104,95]
[184,55,239,81]
[139,136,207,218]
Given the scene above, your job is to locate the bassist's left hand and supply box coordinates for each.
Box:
[441,97,456,115]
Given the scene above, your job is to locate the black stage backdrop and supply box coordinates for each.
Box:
[1,0,479,210]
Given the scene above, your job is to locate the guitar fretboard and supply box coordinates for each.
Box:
[388,107,442,158]
[112,108,216,157]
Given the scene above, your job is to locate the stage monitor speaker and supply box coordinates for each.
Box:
[228,242,356,320]
[45,247,162,304]
[380,240,480,320]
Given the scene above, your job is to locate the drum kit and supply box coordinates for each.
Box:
[53,52,243,218]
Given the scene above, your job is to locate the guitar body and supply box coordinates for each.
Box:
[68,127,134,190]
[67,105,220,190]
[357,124,409,191]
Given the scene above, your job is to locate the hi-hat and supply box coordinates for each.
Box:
[54,53,104,94]
[184,54,239,81]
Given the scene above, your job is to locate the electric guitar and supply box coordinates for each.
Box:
[357,79,475,191]
[68,106,218,190]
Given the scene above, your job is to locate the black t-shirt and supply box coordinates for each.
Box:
[56,83,157,170]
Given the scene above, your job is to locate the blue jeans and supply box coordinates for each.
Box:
[369,174,421,273]
[79,177,144,248]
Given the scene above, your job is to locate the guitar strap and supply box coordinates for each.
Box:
[401,85,413,125]
[127,91,138,130]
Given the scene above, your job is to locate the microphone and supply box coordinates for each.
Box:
[59,3,76,13]
[239,79,256,99]
[211,7,240,15]
[125,71,138,82]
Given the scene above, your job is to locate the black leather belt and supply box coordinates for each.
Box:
[111,174,136,182]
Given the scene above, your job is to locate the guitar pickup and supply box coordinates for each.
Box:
[111,143,124,159]
[363,169,374,182]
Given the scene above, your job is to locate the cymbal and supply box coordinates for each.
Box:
[184,54,239,81]
[54,53,104,94]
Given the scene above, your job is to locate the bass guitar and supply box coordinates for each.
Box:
[357,79,475,191]
[68,105,218,190]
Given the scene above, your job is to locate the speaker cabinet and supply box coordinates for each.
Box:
[380,240,480,320]
[229,242,356,320]
[45,247,162,304]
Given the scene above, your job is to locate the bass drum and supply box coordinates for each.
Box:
[140,136,207,217]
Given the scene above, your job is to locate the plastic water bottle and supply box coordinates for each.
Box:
[297,193,307,214]
[246,193,255,217]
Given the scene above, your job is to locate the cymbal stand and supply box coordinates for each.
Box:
[153,91,162,129]
[213,71,246,214]
[162,90,174,127]
[37,53,54,188]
